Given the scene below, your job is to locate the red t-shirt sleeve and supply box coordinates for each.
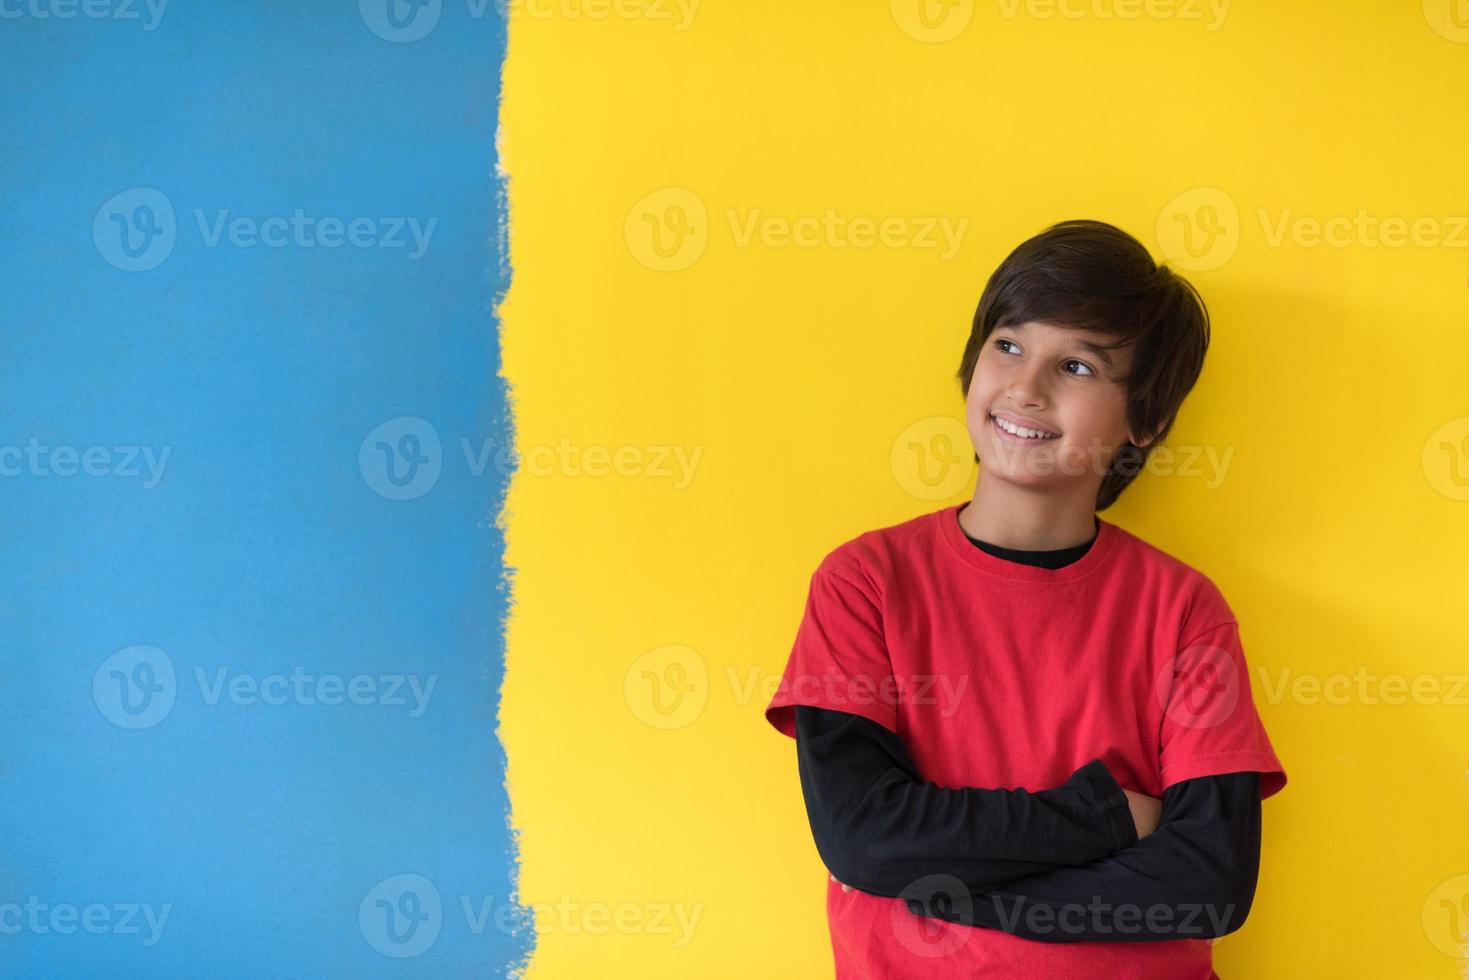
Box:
[765,550,900,739]
[1157,580,1288,800]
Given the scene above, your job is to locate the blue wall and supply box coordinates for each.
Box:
[0,3,529,975]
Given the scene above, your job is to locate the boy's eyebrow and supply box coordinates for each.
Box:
[1072,338,1116,366]
[997,321,1116,366]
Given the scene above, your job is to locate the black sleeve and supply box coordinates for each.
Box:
[903,771,1263,942]
[794,705,1138,897]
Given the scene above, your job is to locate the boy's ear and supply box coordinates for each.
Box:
[1129,422,1166,451]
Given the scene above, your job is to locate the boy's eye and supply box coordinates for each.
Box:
[993,339,1095,378]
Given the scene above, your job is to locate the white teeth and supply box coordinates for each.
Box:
[993,415,1056,439]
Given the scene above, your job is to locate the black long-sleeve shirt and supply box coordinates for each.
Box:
[793,520,1264,942]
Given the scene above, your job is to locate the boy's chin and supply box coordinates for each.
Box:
[980,435,1064,470]
[981,465,1064,488]
[978,444,1106,487]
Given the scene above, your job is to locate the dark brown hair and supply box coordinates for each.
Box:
[955,219,1211,511]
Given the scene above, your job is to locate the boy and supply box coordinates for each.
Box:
[764,220,1286,979]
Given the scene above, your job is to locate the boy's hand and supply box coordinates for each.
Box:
[830,873,853,893]
[1123,789,1163,839]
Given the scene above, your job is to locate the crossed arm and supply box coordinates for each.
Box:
[795,704,1262,942]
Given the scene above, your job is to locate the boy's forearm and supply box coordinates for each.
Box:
[796,706,1137,897]
[902,771,1263,942]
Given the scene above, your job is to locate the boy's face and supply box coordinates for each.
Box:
[965,319,1154,489]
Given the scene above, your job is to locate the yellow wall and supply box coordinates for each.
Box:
[500,2,1469,975]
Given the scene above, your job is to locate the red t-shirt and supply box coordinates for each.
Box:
[766,503,1286,979]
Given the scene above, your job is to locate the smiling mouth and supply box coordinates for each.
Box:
[990,413,1061,442]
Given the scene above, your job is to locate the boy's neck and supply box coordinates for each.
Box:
[960,474,1101,552]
